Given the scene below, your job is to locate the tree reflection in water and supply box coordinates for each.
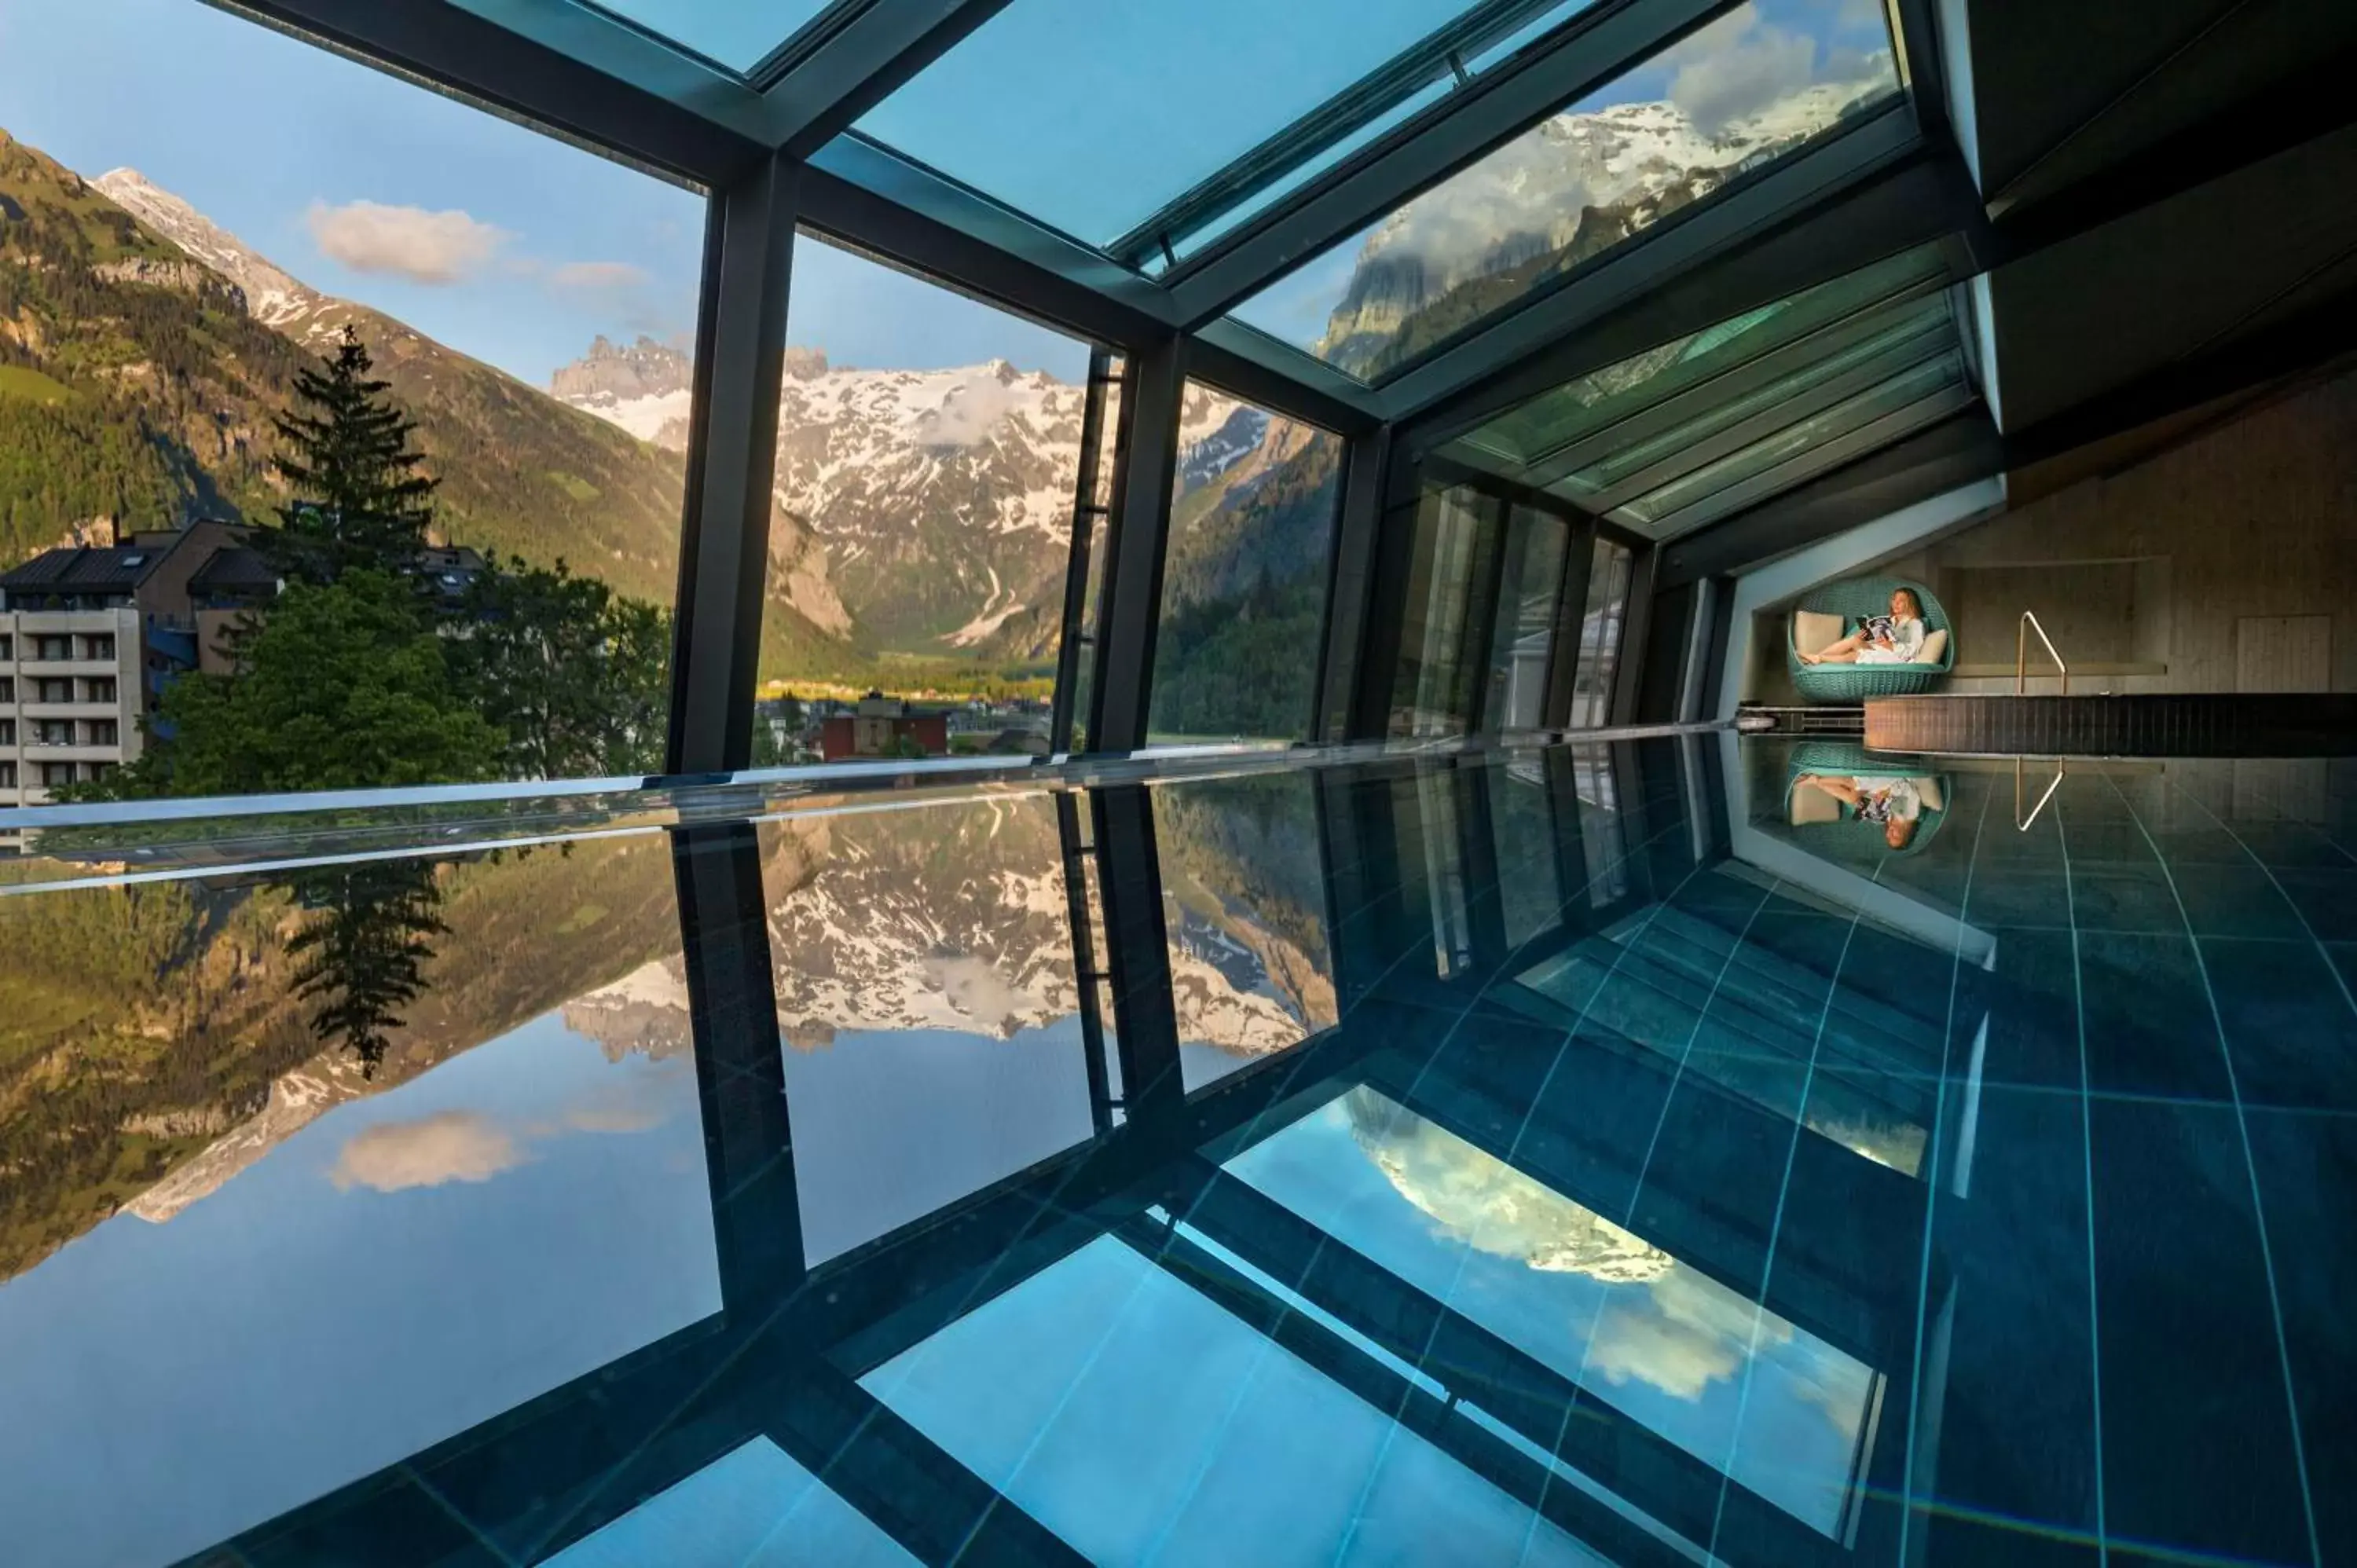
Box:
[281,859,449,1078]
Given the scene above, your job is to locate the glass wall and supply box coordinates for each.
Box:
[1567,537,1633,728]
[1147,386,1343,743]
[1232,0,1904,379]
[1481,504,1571,731]
[0,0,704,804]
[1387,485,1497,738]
[757,234,1098,763]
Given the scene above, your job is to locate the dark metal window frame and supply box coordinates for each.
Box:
[170,0,1990,786]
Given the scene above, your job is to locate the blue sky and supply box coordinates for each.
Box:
[0,1009,722,1568]
[0,0,1892,387]
[0,0,1084,384]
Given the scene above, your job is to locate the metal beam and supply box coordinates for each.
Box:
[803,137,1178,350]
[1542,514,1601,731]
[1105,0,1583,268]
[667,152,797,775]
[1314,428,1394,742]
[761,0,1017,158]
[670,822,803,1313]
[1087,338,1187,752]
[1610,543,1656,727]
[764,1366,1090,1568]
[1091,785,1185,1123]
[1163,0,1736,327]
[224,0,769,185]
[1049,350,1116,753]
[1189,319,1386,436]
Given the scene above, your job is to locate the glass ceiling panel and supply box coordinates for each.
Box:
[1554,295,1953,498]
[1233,0,1905,382]
[585,0,836,73]
[858,0,1600,252]
[1461,242,1951,466]
[1604,349,1970,536]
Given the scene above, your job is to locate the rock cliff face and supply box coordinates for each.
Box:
[93,167,324,333]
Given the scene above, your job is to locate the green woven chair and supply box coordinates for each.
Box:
[1783,742,1952,859]
[1787,577,1953,702]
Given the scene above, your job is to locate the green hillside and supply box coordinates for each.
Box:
[0,130,847,672]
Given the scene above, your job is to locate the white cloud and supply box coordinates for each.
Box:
[330,1111,525,1192]
[551,260,653,291]
[307,200,506,284]
[1667,4,1821,135]
[923,951,1033,1020]
[906,369,1023,448]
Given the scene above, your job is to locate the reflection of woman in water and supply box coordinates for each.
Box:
[1794,773,1922,851]
[1799,587,1926,666]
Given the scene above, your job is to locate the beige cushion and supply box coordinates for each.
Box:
[1919,627,1949,665]
[1791,784,1842,826]
[1915,775,1945,813]
[1793,610,1846,658]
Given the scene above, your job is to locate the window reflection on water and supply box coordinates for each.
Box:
[1154,773,1342,1093]
[0,834,720,1568]
[1228,1088,1881,1535]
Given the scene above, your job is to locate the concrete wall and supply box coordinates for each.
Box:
[1885,370,2357,696]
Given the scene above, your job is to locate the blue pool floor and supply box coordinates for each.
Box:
[5,742,2351,1568]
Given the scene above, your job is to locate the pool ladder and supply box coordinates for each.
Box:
[2011,611,2069,830]
[2017,610,2069,694]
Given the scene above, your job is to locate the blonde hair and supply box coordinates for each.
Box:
[1891,588,1923,618]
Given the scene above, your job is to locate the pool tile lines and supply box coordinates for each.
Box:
[2098,772,2323,1568]
[1893,762,2001,1566]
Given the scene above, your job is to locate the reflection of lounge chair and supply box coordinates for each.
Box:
[1783,741,1950,858]
[1788,577,1952,702]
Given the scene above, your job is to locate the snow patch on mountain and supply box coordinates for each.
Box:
[93,167,339,340]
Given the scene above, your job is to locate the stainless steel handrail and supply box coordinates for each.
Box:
[2014,756,2065,832]
[2017,611,2068,694]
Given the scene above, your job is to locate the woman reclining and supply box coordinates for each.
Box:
[1799,587,1927,665]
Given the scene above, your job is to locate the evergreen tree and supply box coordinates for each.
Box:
[283,859,449,1079]
[70,570,505,799]
[448,554,673,778]
[266,325,436,581]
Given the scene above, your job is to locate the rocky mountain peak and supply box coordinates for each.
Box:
[548,332,691,404]
[91,166,324,333]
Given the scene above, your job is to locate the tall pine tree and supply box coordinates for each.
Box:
[266,324,436,581]
[284,859,449,1079]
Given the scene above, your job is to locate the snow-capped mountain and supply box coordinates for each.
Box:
[94,167,341,341]
[1315,70,1894,374]
[547,333,698,448]
[562,797,1324,1057]
[551,338,1253,660]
